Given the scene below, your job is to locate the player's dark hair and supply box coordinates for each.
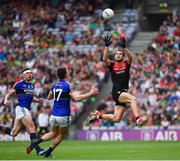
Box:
[114,49,125,56]
[57,67,67,79]
[22,68,31,73]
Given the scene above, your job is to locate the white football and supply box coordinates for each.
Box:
[102,8,114,19]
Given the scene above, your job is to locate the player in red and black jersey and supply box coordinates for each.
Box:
[89,35,148,127]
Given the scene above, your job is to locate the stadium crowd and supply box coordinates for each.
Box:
[0,0,137,132]
[83,14,180,129]
[1,0,178,131]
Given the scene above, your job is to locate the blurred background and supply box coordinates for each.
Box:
[0,0,179,141]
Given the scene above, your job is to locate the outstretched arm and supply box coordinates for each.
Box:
[70,87,99,102]
[33,96,44,104]
[119,36,133,65]
[124,48,133,65]
[103,35,112,66]
[103,47,112,66]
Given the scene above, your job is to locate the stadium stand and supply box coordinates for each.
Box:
[0,0,137,130]
[83,14,180,130]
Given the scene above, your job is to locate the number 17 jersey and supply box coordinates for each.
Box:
[51,80,72,116]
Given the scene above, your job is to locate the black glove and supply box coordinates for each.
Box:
[103,35,112,47]
[119,37,126,48]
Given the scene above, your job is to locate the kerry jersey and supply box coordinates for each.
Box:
[108,61,130,90]
[50,80,72,116]
[13,80,34,110]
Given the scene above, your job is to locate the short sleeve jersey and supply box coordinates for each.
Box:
[50,80,73,116]
[13,80,34,109]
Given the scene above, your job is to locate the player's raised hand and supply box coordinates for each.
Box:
[119,36,126,48]
[90,87,99,95]
[103,35,112,47]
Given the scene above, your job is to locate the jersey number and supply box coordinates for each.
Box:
[53,89,63,101]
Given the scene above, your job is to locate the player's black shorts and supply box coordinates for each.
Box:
[112,89,128,107]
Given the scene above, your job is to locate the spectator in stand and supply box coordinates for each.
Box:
[0,0,110,128]
[37,107,49,136]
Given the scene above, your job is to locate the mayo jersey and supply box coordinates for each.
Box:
[108,61,130,90]
[13,80,34,110]
[50,80,72,116]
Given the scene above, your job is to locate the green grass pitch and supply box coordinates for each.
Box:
[0,140,179,160]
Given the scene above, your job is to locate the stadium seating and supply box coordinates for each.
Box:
[83,14,180,129]
[0,0,137,128]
